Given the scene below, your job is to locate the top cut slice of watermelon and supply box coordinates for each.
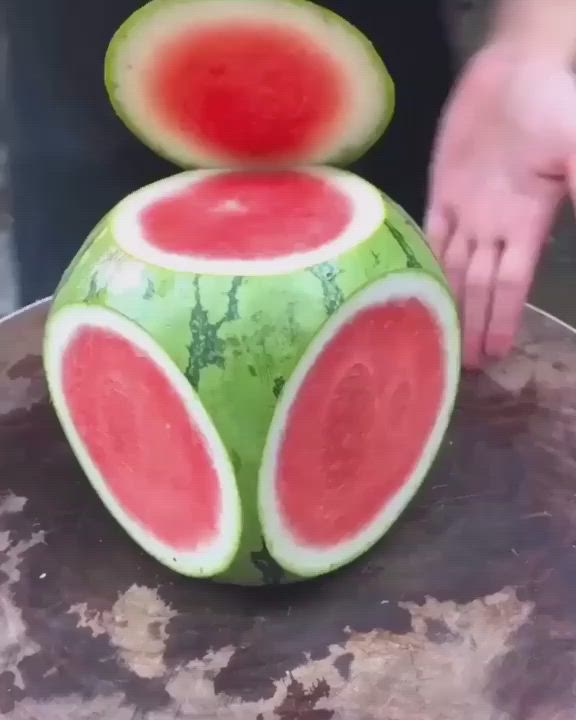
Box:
[105,0,395,169]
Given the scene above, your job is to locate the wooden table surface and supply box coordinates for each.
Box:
[1,300,576,720]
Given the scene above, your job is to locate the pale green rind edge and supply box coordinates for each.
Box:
[104,0,395,169]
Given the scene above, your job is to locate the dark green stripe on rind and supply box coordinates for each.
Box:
[383,194,450,288]
[384,219,422,269]
[251,537,286,585]
[56,217,109,296]
[272,377,286,399]
[186,276,243,389]
[310,263,345,316]
[143,279,156,300]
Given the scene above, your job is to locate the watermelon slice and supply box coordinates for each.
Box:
[44,167,460,584]
[44,306,241,576]
[260,274,457,577]
[104,0,394,168]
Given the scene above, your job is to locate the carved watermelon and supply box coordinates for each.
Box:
[104,0,394,168]
[43,0,460,584]
[43,166,460,585]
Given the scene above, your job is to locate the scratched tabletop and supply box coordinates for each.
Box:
[1,299,576,720]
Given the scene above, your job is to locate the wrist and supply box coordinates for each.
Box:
[491,0,576,66]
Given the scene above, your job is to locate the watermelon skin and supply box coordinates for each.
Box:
[47,173,455,586]
[104,0,395,169]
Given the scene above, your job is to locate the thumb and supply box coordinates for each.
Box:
[567,154,576,209]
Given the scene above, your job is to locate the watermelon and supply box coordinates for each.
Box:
[43,0,460,584]
[104,0,395,168]
[43,166,460,585]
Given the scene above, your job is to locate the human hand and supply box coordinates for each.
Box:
[425,42,576,368]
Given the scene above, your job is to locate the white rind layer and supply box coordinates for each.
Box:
[107,0,390,168]
[259,271,460,577]
[44,305,242,577]
[111,167,387,275]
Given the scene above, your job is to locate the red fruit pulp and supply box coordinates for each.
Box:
[277,299,445,548]
[140,170,353,259]
[147,22,345,161]
[62,326,221,550]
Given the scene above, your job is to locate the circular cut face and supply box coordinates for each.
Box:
[105,0,394,168]
[113,167,385,275]
[44,306,241,576]
[260,273,460,576]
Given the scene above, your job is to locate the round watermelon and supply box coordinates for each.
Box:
[43,166,460,585]
[104,0,395,168]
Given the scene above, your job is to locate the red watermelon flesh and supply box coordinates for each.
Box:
[147,22,345,162]
[277,298,444,548]
[62,325,222,550]
[140,170,353,259]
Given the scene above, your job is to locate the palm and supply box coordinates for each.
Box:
[425,44,576,367]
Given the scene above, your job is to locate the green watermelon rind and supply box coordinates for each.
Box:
[104,0,395,169]
[43,303,243,578]
[45,169,457,585]
[259,269,460,578]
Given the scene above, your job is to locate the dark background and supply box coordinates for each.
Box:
[0,0,574,326]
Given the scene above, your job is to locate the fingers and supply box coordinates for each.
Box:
[424,201,469,302]
[424,205,454,261]
[442,230,473,306]
[459,204,556,367]
[443,234,540,369]
[462,241,503,367]
[483,195,560,360]
[483,238,543,361]
[566,153,576,209]
[425,199,557,369]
